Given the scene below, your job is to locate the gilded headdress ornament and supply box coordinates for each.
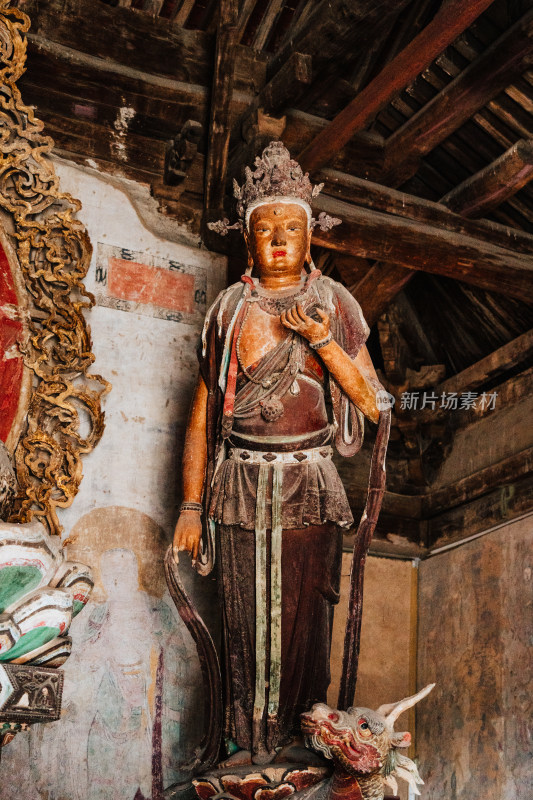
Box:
[208,141,341,235]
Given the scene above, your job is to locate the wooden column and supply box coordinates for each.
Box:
[203,0,239,227]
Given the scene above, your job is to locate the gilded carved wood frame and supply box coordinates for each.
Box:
[0,1,109,535]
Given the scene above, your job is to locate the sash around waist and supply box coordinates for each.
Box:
[228,425,333,453]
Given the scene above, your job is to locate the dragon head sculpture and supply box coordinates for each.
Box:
[301,684,434,799]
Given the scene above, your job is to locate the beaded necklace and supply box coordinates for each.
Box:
[251,279,312,316]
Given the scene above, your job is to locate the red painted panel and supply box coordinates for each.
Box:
[108,258,195,314]
[0,240,24,443]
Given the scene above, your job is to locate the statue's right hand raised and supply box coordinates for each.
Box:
[173,511,203,563]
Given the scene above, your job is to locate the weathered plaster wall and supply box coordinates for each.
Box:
[330,554,416,713]
[2,160,226,799]
[417,515,533,800]
[330,554,417,800]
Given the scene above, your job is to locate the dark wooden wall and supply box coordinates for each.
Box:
[417,516,533,799]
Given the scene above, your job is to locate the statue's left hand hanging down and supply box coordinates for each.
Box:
[0,0,108,751]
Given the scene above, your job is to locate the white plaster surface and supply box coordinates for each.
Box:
[52,158,227,536]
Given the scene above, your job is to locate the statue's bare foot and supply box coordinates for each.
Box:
[218,749,253,767]
[252,746,277,765]
[274,737,326,766]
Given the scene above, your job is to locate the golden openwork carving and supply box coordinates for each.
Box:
[0,0,109,535]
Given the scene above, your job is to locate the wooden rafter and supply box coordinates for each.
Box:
[441,139,533,218]
[384,9,533,186]
[439,328,533,395]
[172,0,196,25]
[252,0,285,51]
[268,0,411,83]
[297,0,496,174]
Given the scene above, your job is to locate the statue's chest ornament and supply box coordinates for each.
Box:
[236,295,306,422]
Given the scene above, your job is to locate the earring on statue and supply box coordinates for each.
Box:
[245,247,254,276]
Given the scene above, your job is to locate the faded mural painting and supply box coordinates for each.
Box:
[1,161,226,799]
[25,509,203,800]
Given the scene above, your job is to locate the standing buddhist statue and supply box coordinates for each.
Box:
[173,142,390,765]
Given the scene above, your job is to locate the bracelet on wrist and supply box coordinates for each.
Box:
[309,332,333,350]
[180,501,203,513]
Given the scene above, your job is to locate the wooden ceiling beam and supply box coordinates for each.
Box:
[330,138,533,323]
[384,10,533,186]
[441,139,533,218]
[16,0,213,85]
[312,194,533,302]
[425,456,533,551]
[17,34,384,194]
[203,0,239,222]
[322,155,533,322]
[297,0,496,174]
[349,264,413,328]
[439,328,533,395]
[330,254,372,293]
[317,168,533,254]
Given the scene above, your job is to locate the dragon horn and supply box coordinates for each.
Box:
[384,683,435,728]
[376,700,397,716]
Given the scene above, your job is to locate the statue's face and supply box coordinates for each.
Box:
[246,202,311,278]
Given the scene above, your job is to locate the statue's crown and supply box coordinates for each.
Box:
[208,141,341,235]
[234,141,320,219]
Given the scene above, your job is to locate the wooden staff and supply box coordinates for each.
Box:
[338,407,391,710]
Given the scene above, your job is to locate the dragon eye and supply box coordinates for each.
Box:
[358,719,372,738]
[360,722,369,730]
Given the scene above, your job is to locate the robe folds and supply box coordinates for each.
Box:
[196,272,375,755]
